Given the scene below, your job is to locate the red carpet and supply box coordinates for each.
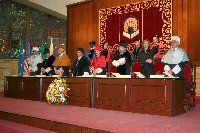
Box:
[0,94,200,133]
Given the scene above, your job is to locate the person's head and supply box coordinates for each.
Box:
[89,41,96,48]
[134,39,141,48]
[76,48,84,58]
[118,41,127,53]
[142,39,151,50]
[153,35,159,43]
[57,44,65,55]
[32,47,39,55]
[103,42,109,49]
[44,48,50,58]
[94,45,102,57]
[171,36,180,48]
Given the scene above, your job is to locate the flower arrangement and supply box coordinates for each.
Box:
[46,78,70,105]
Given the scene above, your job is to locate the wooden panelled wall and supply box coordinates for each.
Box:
[66,0,200,66]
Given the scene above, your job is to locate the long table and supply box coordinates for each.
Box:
[4,77,185,116]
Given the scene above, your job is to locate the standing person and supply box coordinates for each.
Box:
[53,44,71,76]
[161,36,189,78]
[89,45,106,75]
[151,35,164,59]
[72,48,90,76]
[39,48,55,76]
[138,39,158,78]
[130,39,143,62]
[101,42,111,71]
[28,47,43,76]
[86,41,96,61]
[112,41,132,75]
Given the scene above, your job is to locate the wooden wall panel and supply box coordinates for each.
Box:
[67,0,200,66]
[67,1,93,61]
[187,0,200,66]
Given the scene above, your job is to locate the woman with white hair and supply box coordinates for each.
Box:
[161,36,189,78]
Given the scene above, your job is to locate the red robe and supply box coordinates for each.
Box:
[89,55,106,70]
[151,43,164,59]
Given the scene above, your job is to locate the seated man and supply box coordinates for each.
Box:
[72,48,90,76]
[28,47,43,76]
[38,48,55,76]
[161,36,189,78]
[53,44,71,76]
[112,41,132,75]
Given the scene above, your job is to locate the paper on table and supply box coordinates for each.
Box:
[172,64,181,74]
[133,72,145,78]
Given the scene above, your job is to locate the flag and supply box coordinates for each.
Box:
[40,39,45,60]
[26,42,31,59]
[24,42,31,76]
[49,37,54,55]
[18,40,24,76]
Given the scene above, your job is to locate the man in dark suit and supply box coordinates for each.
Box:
[72,48,90,76]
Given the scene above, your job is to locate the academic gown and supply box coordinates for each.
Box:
[38,55,55,76]
[113,51,132,75]
[53,53,71,76]
[28,54,43,76]
[151,43,164,59]
[89,55,106,75]
[161,48,189,78]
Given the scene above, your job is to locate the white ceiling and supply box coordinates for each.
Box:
[12,0,84,20]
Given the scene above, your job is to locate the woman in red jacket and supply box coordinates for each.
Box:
[89,45,106,75]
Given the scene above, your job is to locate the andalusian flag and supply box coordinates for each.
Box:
[40,39,45,60]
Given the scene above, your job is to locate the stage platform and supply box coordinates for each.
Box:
[0,93,200,133]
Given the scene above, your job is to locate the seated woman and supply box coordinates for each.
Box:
[38,48,55,76]
[89,45,106,75]
[138,39,158,78]
[53,44,71,76]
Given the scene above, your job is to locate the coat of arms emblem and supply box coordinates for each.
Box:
[123,16,139,39]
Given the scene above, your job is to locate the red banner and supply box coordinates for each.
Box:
[99,0,172,52]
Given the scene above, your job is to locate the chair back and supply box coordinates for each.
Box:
[131,62,141,72]
[153,61,164,75]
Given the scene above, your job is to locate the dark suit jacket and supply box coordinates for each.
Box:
[138,47,158,78]
[72,56,90,76]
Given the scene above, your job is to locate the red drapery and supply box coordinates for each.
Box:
[99,0,172,52]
